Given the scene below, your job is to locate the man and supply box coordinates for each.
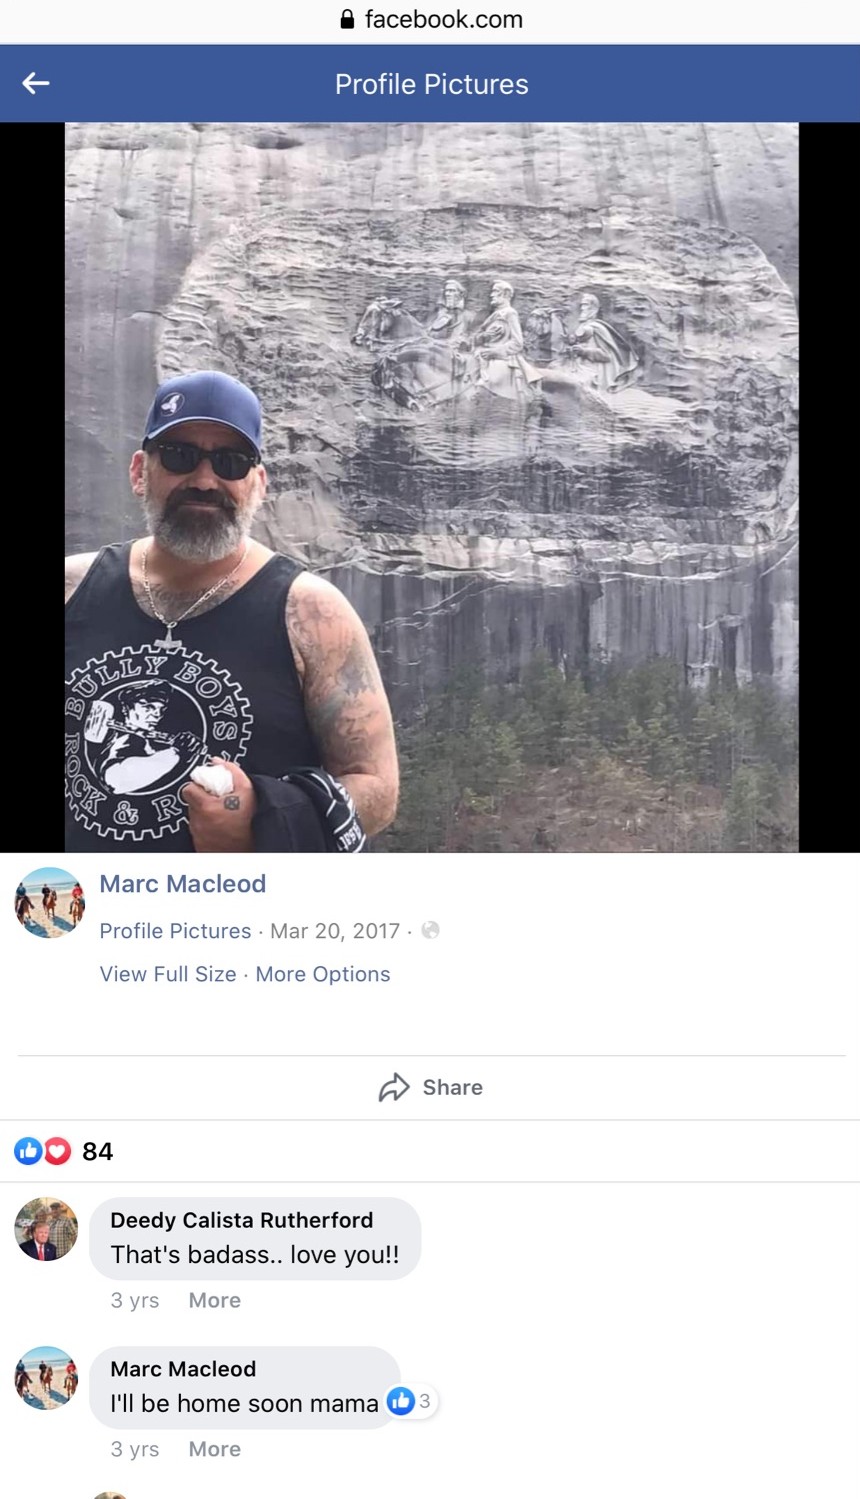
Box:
[16,893,34,925]
[426,279,474,343]
[471,279,525,363]
[65,370,399,852]
[469,280,541,399]
[48,1202,78,1259]
[20,1222,58,1261]
[566,292,639,392]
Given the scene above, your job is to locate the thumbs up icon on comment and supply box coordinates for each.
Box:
[387,1386,416,1415]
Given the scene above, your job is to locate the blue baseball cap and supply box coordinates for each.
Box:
[143,371,262,460]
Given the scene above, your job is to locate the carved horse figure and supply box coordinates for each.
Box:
[353,297,470,408]
[372,343,477,410]
[525,306,569,362]
[355,294,543,409]
[352,298,427,352]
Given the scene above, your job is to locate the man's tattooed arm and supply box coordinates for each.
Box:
[286,573,399,836]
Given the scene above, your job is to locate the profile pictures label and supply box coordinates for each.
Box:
[65,644,253,843]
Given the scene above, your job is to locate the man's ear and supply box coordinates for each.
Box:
[130,449,146,495]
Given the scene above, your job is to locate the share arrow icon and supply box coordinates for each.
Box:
[378,1072,410,1103]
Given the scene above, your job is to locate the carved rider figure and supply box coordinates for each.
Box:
[426,279,475,343]
[472,279,525,362]
[468,280,543,399]
[566,293,639,391]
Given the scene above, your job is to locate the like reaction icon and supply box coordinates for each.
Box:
[14,1137,43,1165]
[387,1386,416,1415]
[44,1136,73,1165]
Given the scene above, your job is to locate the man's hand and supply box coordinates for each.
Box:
[180,757,257,853]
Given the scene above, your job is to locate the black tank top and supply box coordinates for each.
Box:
[65,543,321,850]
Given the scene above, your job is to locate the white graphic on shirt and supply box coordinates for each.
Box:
[65,644,253,843]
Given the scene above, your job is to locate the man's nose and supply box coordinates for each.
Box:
[187,452,221,487]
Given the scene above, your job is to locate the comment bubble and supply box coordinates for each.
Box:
[91,1347,399,1429]
[90,1198,420,1280]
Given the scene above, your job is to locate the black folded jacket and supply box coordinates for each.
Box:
[249,769,367,853]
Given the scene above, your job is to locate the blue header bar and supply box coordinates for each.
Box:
[2,45,858,121]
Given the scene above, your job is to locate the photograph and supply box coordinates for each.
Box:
[14,867,85,937]
[66,121,797,854]
[14,1347,78,1410]
[15,1198,79,1262]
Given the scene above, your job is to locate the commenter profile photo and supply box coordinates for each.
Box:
[14,866,85,937]
[15,1198,78,1262]
[14,1346,78,1409]
[95,1493,127,1498]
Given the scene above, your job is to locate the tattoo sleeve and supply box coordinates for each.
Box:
[287,583,399,834]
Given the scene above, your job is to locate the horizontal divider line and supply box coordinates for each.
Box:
[19,1053,847,1060]
[9,1117,858,1124]
[20,1180,859,1186]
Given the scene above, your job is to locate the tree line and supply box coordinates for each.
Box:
[382,655,798,853]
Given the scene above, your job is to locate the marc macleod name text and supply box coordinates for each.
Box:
[101,874,266,893]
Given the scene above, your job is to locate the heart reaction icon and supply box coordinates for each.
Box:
[44,1137,72,1165]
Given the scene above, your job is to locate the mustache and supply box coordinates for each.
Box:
[166,488,236,514]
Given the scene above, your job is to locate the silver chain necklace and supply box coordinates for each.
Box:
[141,540,250,650]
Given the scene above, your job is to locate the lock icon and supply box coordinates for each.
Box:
[340,6,355,24]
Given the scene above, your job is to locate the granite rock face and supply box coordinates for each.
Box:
[66,122,798,707]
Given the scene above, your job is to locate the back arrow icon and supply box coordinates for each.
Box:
[378,1072,410,1102]
[23,72,50,94]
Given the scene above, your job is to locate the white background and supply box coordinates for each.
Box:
[3,852,859,1495]
[4,3,860,44]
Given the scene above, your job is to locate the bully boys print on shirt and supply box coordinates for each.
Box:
[65,644,253,843]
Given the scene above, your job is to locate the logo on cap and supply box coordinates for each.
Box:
[160,393,185,416]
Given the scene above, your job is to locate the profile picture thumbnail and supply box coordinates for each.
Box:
[14,867,85,938]
[95,1493,128,1498]
[14,1346,78,1409]
[15,1198,78,1262]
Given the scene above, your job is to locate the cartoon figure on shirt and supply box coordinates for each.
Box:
[85,681,207,793]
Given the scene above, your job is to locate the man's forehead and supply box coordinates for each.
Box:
[154,419,249,447]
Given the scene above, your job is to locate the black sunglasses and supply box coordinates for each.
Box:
[149,440,257,481]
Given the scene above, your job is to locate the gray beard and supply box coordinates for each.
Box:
[143,492,250,563]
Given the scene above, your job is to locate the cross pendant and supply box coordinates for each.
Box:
[153,628,183,650]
